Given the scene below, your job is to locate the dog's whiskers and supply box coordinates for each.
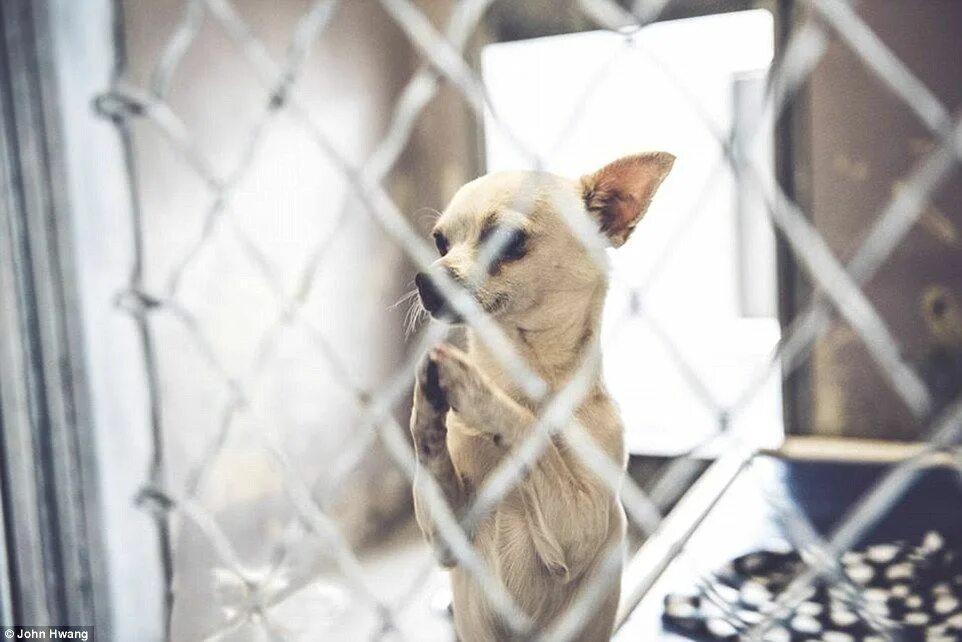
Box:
[392,287,420,310]
[415,207,443,225]
[403,295,428,338]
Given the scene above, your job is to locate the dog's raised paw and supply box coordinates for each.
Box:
[430,344,485,412]
[418,351,449,412]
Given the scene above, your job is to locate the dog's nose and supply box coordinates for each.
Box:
[415,272,446,315]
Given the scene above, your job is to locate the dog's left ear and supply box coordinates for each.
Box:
[581,152,675,248]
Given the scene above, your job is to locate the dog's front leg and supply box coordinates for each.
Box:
[429,344,613,583]
[410,357,467,568]
[427,344,533,447]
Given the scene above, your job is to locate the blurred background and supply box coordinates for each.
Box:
[0,0,960,640]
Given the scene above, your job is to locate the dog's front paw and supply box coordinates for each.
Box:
[428,344,487,413]
[412,354,450,459]
[418,353,449,412]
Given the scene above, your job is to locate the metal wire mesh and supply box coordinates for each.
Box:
[95,0,962,640]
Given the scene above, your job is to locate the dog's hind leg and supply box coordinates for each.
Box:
[410,357,467,567]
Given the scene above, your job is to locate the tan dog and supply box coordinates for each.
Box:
[409,152,674,641]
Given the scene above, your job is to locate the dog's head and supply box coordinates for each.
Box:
[415,152,674,324]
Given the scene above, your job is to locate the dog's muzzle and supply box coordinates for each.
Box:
[415,271,461,321]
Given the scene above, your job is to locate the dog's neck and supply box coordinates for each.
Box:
[466,281,607,402]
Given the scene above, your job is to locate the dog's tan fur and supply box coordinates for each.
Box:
[410,153,674,641]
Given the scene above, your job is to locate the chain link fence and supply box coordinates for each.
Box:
[94,0,962,639]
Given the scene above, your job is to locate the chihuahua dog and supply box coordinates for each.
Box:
[409,152,674,641]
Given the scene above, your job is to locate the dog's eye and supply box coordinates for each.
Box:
[433,232,449,256]
[500,229,527,262]
[480,224,527,264]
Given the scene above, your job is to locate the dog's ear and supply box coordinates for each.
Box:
[581,152,675,248]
